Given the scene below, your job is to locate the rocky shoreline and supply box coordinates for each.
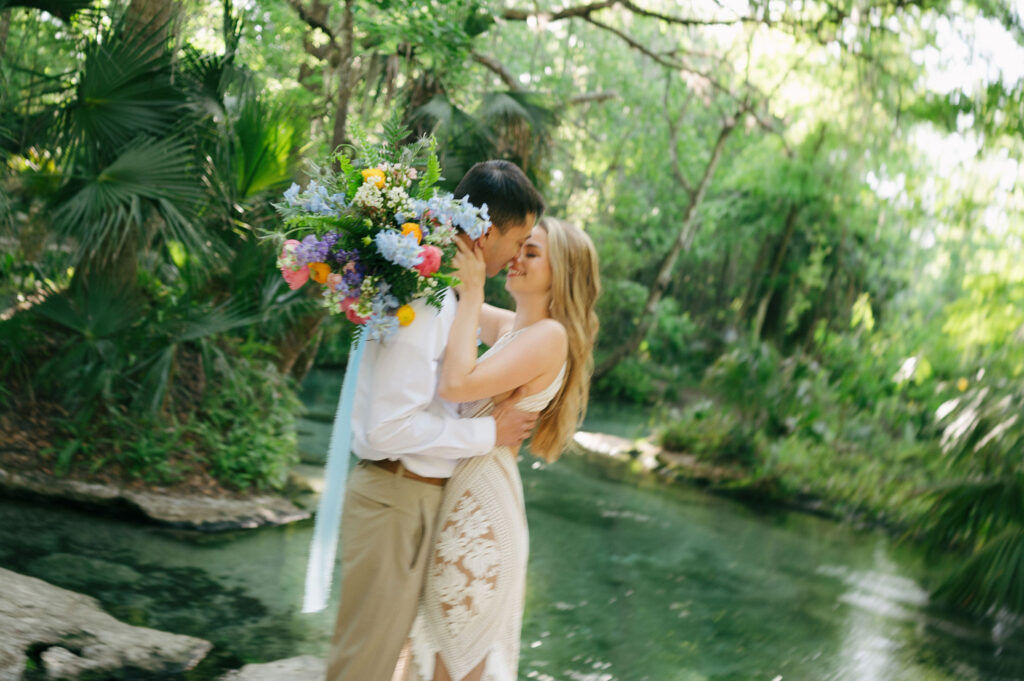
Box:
[0,466,309,532]
[0,568,211,681]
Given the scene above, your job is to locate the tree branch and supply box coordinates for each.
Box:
[285,0,337,46]
[566,91,618,106]
[595,113,738,379]
[471,50,522,90]
[502,0,758,27]
[663,78,694,196]
[502,1,617,21]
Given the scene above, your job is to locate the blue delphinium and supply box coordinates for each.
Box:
[284,183,301,206]
[375,231,424,268]
[365,312,400,341]
[283,180,345,217]
[405,193,491,240]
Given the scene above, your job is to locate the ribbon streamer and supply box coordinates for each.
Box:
[302,331,367,613]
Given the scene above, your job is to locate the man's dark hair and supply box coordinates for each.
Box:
[453,160,546,233]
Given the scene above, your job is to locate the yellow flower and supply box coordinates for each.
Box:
[396,304,415,326]
[308,262,331,284]
[401,222,422,243]
[361,167,386,188]
[957,377,968,392]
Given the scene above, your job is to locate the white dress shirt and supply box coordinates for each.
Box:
[351,288,496,477]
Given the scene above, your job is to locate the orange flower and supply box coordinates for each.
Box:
[396,304,416,326]
[308,262,331,284]
[401,222,422,243]
[361,168,386,188]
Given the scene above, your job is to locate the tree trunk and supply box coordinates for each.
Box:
[330,0,356,151]
[275,311,326,377]
[0,10,11,59]
[752,203,799,341]
[594,117,736,379]
[126,0,174,44]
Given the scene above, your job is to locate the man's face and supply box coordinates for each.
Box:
[478,213,536,277]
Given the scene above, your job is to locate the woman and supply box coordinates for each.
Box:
[401,217,601,681]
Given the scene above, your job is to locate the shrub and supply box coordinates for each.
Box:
[660,401,761,468]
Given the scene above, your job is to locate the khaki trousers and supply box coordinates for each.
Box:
[325,460,445,681]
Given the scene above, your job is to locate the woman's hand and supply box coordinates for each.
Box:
[452,238,486,301]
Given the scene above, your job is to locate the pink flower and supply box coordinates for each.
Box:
[415,245,442,277]
[281,266,309,290]
[278,240,309,290]
[326,273,343,290]
[340,297,367,324]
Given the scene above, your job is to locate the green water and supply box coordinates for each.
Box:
[0,374,1020,680]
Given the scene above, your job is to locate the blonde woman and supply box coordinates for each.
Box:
[401,217,601,681]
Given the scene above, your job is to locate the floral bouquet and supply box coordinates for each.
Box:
[278,124,495,613]
[273,125,491,340]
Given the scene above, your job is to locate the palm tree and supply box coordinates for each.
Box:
[1,0,312,416]
[917,383,1024,616]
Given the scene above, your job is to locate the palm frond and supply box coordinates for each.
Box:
[54,135,204,263]
[918,474,1024,553]
[231,95,299,199]
[176,298,263,343]
[33,278,144,338]
[60,21,183,155]
[933,525,1024,615]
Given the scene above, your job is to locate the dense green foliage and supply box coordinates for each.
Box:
[1,0,1022,618]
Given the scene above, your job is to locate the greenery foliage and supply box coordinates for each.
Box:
[1,0,1022,621]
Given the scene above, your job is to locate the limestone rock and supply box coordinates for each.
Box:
[219,655,326,681]
[0,568,211,681]
[0,467,309,532]
[572,431,661,470]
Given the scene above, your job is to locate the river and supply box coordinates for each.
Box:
[0,370,1020,680]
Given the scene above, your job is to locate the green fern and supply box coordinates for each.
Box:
[419,151,443,199]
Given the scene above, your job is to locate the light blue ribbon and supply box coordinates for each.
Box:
[302,331,367,613]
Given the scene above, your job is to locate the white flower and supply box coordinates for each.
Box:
[466,578,495,614]
[449,495,479,525]
[425,221,457,246]
[435,524,469,564]
[459,510,490,540]
[434,563,469,606]
[386,185,411,206]
[462,538,500,578]
[353,181,383,209]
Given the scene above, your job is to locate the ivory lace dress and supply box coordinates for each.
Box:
[404,330,566,681]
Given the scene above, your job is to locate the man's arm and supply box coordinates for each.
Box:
[363,304,496,459]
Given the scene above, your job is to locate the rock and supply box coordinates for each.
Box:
[0,467,310,532]
[0,567,211,680]
[572,431,662,471]
[219,655,326,681]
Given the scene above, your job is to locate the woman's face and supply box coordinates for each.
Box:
[505,226,552,296]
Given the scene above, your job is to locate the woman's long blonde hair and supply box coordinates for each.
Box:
[531,217,601,462]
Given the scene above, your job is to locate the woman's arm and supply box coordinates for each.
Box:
[479,303,514,347]
[439,240,566,403]
[439,321,566,403]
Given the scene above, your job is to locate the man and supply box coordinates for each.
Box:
[326,160,547,681]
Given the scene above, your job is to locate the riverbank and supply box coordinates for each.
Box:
[569,428,929,536]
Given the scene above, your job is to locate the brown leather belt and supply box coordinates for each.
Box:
[367,459,447,486]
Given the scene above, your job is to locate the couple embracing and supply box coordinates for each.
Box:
[325,160,600,681]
